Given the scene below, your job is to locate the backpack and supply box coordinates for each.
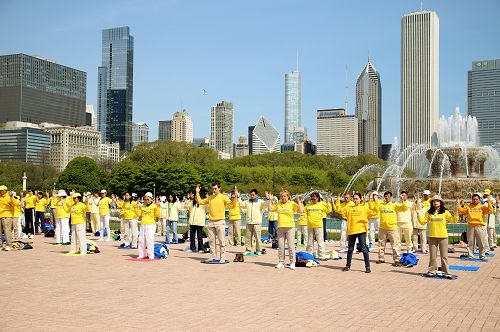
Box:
[461,231,467,244]
[11,241,33,250]
[154,243,169,259]
[400,253,418,267]
[44,223,55,238]
[86,240,100,253]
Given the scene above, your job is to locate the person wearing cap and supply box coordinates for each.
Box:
[417,195,457,278]
[68,193,89,255]
[413,190,431,253]
[196,182,233,263]
[300,192,331,260]
[34,191,49,234]
[55,190,72,244]
[0,185,15,251]
[367,191,381,250]
[119,192,139,249]
[456,193,494,260]
[482,189,497,251]
[98,190,112,241]
[157,195,167,236]
[135,192,160,259]
[23,189,37,238]
[239,188,267,255]
[333,193,354,253]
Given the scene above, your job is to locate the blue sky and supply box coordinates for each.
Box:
[1,0,499,144]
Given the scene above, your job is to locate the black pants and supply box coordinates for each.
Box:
[346,232,370,269]
[323,218,327,241]
[24,208,34,234]
[189,225,204,252]
[35,211,45,232]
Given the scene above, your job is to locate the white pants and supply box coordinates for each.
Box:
[123,219,139,247]
[100,215,110,240]
[70,224,87,254]
[340,220,348,250]
[55,218,70,244]
[368,218,379,244]
[138,224,156,259]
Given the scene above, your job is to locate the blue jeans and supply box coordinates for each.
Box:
[166,220,178,243]
[268,221,278,239]
[346,232,370,269]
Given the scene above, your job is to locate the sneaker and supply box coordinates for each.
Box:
[28,234,34,239]
[288,263,296,270]
[425,272,436,277]
[365,267,371,273]
[138,256,145,259]
[490,246,495,251]
[4,246,11,251]
[67,251,76,254]
[341,266,350,272]
[131,246,138,249]
[198,249,205,253]
[255,251,262,256]
[376,260,384,264]
[444,274,454,279]
[119,243,127,248]
[339,249,348,253]
[185,249,193,253]
[392,262,403,267]
[80,252,87,255]
[275,262,285,269]
[422,250,429,254]
[63,242,71,245]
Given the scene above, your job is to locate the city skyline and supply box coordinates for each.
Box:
[1,1,499,146]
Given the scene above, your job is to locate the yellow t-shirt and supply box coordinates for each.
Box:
[375,202,407,231]
[297,212,308,226]
[55,198,73,219]
[304,202,329,228]
[11,197,23,218]
[335,199,371,235]
[121,201,137,220]
[136,203,159,225]
[35,198,48,212]
[418,210,457,238]
[50,196,59,208]
[272,200,298,228]
[0,193,14,218]
[25,194,37,209]
[196,193,231,221]
[98,197,112,216]
[457,202,493,227]
[70,202,88,225]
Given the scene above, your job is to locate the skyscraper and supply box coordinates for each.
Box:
[171,110,193,143]
[158,120,172,140]
[249,117,280,155]
[316,108,358,157]
[284,71,301,143]
[132,122,149,147]
[210,101,234,157]
[356,59,382,157]
[97,27,134,151]
[0,54,86,126]
[468,59,500,146]
[401,10,439,168]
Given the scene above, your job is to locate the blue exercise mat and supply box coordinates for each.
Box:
[473,252,495,257]
[460,257,488,262]
[449,265,479,271]
[201,259,230,264]
[420,273,458,280]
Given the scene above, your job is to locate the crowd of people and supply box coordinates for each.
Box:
[0,183,498,277]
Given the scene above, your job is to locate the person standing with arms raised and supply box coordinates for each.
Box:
[239,188,267,255]
[98,189,112,241]
[196,182,233,263]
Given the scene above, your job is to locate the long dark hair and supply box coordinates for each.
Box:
[191,192,199,207]
[124,192,133,203]
[428,200,447,214]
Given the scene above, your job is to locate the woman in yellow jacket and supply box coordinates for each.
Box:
[417,195,457,278]
[135,192,160,259]
[335,192,373,273]
[69,193,89,255]
[11,193,23,241]
[55,190,73,244]
[268,190,303,270]
[120,192,139,249]
[301,192,331,259]
[227,190,243,246]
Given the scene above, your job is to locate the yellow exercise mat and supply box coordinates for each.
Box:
[49,243,63,246]
[60,253,88,257]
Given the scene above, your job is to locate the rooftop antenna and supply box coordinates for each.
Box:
[368,50,371,63]
[345,64,348,113]
[420,1,423,11]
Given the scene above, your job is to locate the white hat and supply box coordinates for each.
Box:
[57,190,67,197]
[144,192,153,199]
[100,189,107,194]
[423,190,431,195]
[372,191,379,196]
[160,195,166,202]
[11,191,17,196]
[85,192,91,196]
[132,193,137,197]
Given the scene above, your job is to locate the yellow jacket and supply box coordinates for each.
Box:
[418,210,457,238]
[25,194,37,209]
[70,202,89,225]
[414,198,431,229]
[304,202,330,228]
[367,199,381,219]
[396,201,413,228]
[0,193,15,218]
[334,200,355,220]
[135,203,160,225]
[228,198,243,221]
[50,196,59,208]
[120,201,138,220]
[11,197,23,218]
[55,198,73,219]
[335,199,372,235]
[98,197,112,216]
[297,212,308,226]
[371,201,408,231]
[271,200,298,228]
[35,198,48,212]
[196,193,231,221]
[456,201,493,227]
[187,202,208,226]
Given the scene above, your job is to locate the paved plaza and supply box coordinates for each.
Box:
[1,235,499,332]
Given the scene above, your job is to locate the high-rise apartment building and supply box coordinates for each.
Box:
[0,54,86,126]
[316,108,358,157]
[284,71,301,143]
[158,120,172,140]
[468,59,500,146]
[401,10,439,168]
[210,101,234,157]
[172,110,193,143]
[132,122,149,147]
[97,27,134,152]
[356,60,382,157]
[0,122,51,165]
[249,117,280,155]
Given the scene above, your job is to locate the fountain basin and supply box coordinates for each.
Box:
[426,147,488,178]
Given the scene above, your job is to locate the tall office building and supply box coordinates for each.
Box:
[158,120,172,140]
[86,104,98,130]
[0,54,86,126]
[316,108,358,157]
[0,122,51,165]
[172,110,193,143]
[356,59,382,157]
[97,27,134,152]
[284,71,301,143]
[234,135,249,158]
[210,101,234,157]
[468,59,500,146]
[401,10,439,168]
[132,122,149,147]
[249,117,280,155]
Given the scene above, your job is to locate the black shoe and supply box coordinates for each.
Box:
[392,262,402,267]
[365,267,371,273]
[376,260,384,264]
[342,266,350,272]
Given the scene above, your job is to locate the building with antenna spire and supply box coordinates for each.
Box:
[284,54,303,144]
[356,58,382,157]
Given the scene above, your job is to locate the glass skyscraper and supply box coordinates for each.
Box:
[284,71,301,143]
[468,59,500,146]
[97,27,134,152]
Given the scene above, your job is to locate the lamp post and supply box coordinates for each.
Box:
[153,183,156,199]
[22,172,27,192]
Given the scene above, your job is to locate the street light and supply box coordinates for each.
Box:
[153,183,156,199]
[22,172,27,192]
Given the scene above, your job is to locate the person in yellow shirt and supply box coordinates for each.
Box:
[55,190,72,244]
[49,189,58,225]
[98,189,112,241]
[397,191,414,253]
[335,192,372,273]
[165,194,183,244]
[24,189,37,238]
[482,189,496,251]
[417,195,457,279]
[366,191,380,251]
[196,182,232,263]
[296,211,308,247]
[227,190,243,247]
[11,192,23,241]
[267,197,278,244]
[413,189,431,253]
[456,193,493,260]
[34,191,48,234]
[333,193,354,253]
[301,192,331,260]
[135,192,160,259]
[0,185,15,251]
[68,193,88,255]
[268,190,303,270]
[120,192,139,249]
